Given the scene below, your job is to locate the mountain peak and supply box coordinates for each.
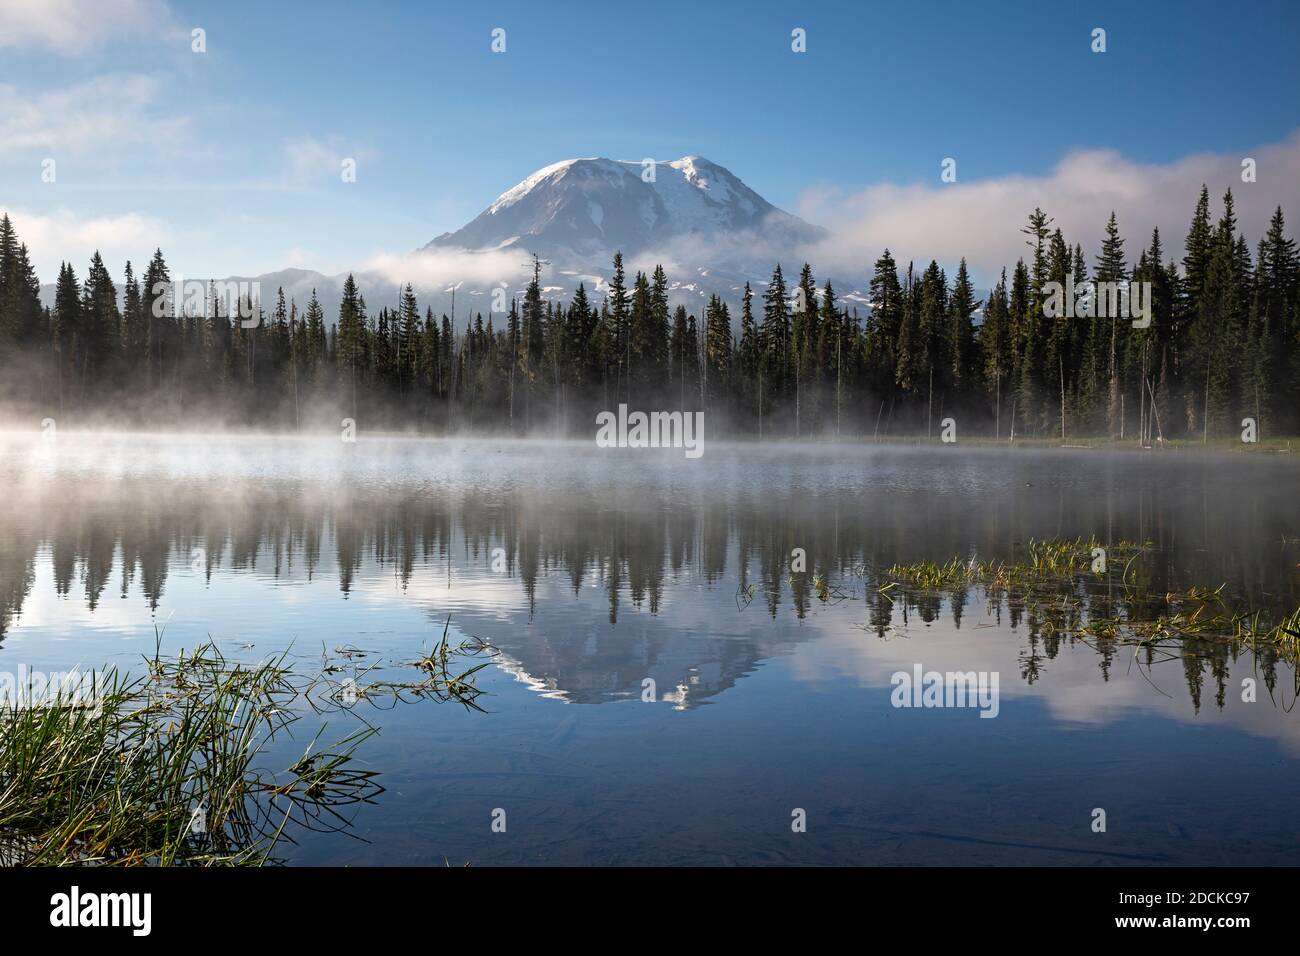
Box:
[425,155,823,266]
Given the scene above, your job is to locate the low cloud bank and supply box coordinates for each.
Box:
[796,132,1300,285]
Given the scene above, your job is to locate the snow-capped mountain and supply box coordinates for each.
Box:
[40,157,859,323]
[424,155,826,270]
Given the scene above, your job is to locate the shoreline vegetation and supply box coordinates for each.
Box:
[4,538,1294,866]
[1,185,1299,442]
[0,622,493,866]
[857,537,1300,693]
[730,534,1300,706]
[1,424,1295,458]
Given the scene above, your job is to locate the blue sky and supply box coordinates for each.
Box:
[2,0,1299,285]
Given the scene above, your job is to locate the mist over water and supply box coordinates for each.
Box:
[2,430,1298,864]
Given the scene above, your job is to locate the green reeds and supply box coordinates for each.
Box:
[0,626,492,866]
[874,536,1300,666]
[884,536,1147,591]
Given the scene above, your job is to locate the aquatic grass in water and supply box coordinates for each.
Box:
[882,536,1147,591]
[0,625,494,865]
[867,537,1300,667]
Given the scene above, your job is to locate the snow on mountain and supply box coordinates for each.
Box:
[424,155,826,272]
[38,157,872,325]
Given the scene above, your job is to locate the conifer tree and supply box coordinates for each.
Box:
[981,269,1010,434]
[948,258,979,394]
[608,252,629,399]
[399,284,420,395]
[761,264,789,400]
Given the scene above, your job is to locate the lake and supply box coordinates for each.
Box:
[1,432,1297,865]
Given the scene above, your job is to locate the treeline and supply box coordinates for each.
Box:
[4,476,1295,710]
[0,185,1297,437]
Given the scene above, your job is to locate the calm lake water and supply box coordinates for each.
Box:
[2,432,1298,865]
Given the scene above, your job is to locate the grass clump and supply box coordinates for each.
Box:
[884,536,1147,592]
[0,625,493,866]
[874,536,1300,669]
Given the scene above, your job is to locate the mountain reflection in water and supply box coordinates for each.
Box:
[2,435,1298,864]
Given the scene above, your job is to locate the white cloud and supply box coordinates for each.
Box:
[796,132,1300,284]
[364,246,543,291]
[0,0,173,55]
[0,73,188,155]
[0,207,169,267]
[281,136,377,187]
[280,247,315,268]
